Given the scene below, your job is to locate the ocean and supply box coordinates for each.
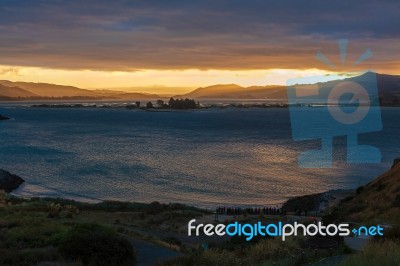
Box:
[0,105,399,207]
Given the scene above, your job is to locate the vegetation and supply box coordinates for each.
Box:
[323,162,400,225]
[126,98,199,110]
[146,101,154,108]
[339,240,400,266]
[0,160,399,265]
[0,195,206,266]
[58,223,135,266]
[168,98,198,109]
[160,237,302,266]
[0,207,134,266]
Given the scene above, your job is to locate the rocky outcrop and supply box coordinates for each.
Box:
[0,114,10,120]
[283,192,323,212]
[0,170,24,192]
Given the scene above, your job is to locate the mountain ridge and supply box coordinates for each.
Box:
[0,72,399,103]
[0,80,160,100]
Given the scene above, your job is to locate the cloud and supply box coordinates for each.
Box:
[0,0,398,72]
[0,67,21,76]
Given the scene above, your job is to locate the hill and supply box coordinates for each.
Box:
[177,72,400,104]
[178,84,286,99]
[0,84,38,98]
[376,73,400,105]
[180,84,245,98]
[325,158,400,225]
[0,80,97,97]
[0,80,160,100]
[0,72,400,102]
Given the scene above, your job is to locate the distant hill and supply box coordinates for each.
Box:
[188,84,244,97]
[376,73,400,105]
[0,72,399,102]
[178,84,286,99]
[0,84,38,98]
[176,72,400,105]
[0,80,97,97]
[0,80,160,100]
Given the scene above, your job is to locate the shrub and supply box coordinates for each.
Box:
[48,203,62,218]
[1,215,65,249]
[393,194,400,206]
[58,223,135,266]
[0,248,61,266]
[376,225,400,241]
[356,186,364,194]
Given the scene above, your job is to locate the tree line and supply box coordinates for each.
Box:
[129,98,200,110]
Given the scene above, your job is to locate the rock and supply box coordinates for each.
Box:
[282,192,323,212]
[393,158,400,168]
[0,114,10,120]
[0,170,25,192]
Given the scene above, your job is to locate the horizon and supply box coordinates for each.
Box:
[1,70,393,96]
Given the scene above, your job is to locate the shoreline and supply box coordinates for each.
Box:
[3,168,356,211]
[5,158,399,213]
[7,178,355,214]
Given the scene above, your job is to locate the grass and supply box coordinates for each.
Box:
[339,240,400,266]
[323,163,400,225]
[320,162,400,265]
[159,236,348,266]
[0,208,67,265]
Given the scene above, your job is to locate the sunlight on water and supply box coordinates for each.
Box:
[0,106,398,207]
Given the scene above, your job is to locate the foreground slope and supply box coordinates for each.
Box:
[326,159,400,224]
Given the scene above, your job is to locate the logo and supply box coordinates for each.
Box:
[286,40,382,168]
[188,219,384,241]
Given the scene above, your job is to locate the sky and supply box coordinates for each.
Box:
[0,0,399,93]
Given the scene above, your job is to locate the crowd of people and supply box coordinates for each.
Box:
[215,206,286,216]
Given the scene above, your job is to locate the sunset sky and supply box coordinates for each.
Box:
[0,0,399,94]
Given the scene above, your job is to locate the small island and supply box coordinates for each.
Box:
[125,97,199,110]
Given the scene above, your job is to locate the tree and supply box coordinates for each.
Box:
[169,97,175,108]
[156,99,164,107]
[135,101,141,108]
[146,101,154,108]
[168,97,197,109]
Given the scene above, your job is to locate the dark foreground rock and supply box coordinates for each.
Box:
[392,158,400,168]
[0,170,24,192]
[283,192,323,213]
[0,114,10,120]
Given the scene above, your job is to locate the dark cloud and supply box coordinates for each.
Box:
[0,0,399,71]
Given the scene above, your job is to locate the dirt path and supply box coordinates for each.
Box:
[124,235,182,266]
